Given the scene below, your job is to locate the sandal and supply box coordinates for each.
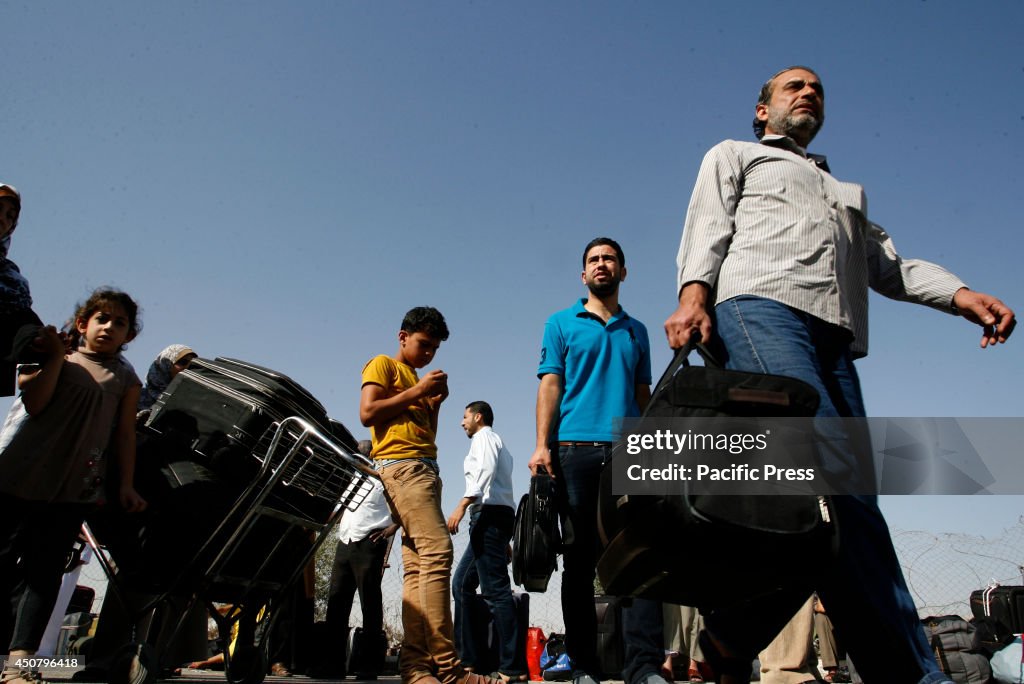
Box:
[455,672,503,684]
[270,662,293,677]
[687,668,704,682]
[490,674,528,684]
[1,669,43,684]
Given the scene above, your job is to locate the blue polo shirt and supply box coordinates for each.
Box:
[537,298,652,442]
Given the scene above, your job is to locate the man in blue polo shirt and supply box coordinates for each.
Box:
[529,237,665,684]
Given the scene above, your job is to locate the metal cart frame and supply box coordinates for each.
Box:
[85,416,377,684]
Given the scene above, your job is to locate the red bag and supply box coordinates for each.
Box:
[526,627,546,681]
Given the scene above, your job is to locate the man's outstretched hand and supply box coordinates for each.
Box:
[953,288,1016,348]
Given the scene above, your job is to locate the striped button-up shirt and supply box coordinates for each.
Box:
[676,135,966,357]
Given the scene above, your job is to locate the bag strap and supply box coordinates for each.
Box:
[650,336,723,405]
[931,633,952,676]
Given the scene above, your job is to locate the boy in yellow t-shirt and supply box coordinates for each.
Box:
[360,307,495,684]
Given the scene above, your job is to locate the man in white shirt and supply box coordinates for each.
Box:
[447,402,523,682]
[320,440,398,680]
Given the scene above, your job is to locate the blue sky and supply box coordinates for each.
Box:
[4,1,1022,537]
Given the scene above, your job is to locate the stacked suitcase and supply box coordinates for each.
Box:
[970,585,1024,634]
[93,356,374,684]
[136,357,368,594]
[147,356,358,458]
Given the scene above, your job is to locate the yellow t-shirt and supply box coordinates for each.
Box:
[360,354,437,460]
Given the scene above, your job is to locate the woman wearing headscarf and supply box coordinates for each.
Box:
[0,182,43,397]
[137,344,197,414]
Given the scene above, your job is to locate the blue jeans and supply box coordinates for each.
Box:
[452,505,523,676]
[707,296,947,684]
[555,443,663,683]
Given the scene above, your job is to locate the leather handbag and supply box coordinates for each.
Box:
[512,467,562,593]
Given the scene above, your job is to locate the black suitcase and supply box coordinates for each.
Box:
[512,470,561,592]
[596,342,837,608]
[464,592,530,675]
[594,595,625,679]
[131,357,353,595]
[146,356,357,456]
[87,431,241,591]
[110,448,313,596]
[970,585,1024,634]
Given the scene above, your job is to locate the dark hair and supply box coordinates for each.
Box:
[582,237,625,268]
[401,306,450,341]
[0,196,20,232]
[465,400,494,427]
[752,65,821,139]
[65,288,142,351]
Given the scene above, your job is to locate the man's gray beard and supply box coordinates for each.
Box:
[769,111,822,143]
[587,279,619,297]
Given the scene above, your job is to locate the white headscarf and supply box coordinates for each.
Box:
[138,344,196,410]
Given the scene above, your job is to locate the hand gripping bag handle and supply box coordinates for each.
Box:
[650,334,721,406]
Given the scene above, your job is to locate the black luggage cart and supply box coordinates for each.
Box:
[85,358,376,684]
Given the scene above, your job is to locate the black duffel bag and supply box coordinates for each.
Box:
[512,468,562,592]
[596,340,838,608]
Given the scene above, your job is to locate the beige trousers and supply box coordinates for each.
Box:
[814,611,843,669]
[758,595,818,684]
[380,459,462,684]
[663,604,705,664]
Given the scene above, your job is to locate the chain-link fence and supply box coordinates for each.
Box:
[312,516,1024,646]
[893,516,1024,617]
[311,524,567,641]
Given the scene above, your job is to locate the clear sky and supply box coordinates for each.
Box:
[4,1,1022,537]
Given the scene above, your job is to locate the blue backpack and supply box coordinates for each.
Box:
[540,633,571,681]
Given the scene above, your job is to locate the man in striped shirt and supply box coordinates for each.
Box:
[664,66,1014,684]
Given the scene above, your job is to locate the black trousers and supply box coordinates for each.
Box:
[0,497,90,652]
[324,533,389,672]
